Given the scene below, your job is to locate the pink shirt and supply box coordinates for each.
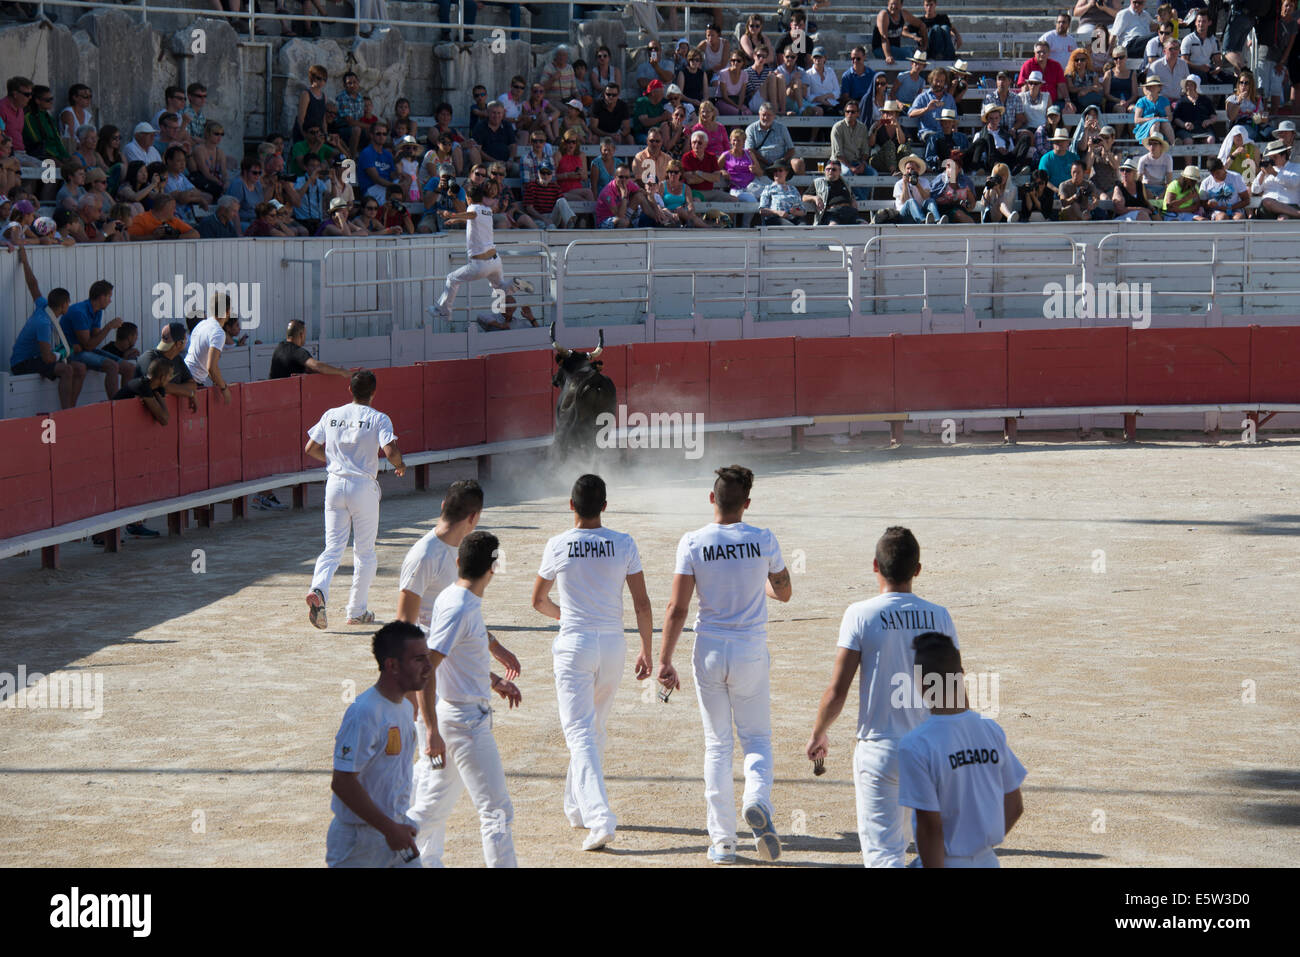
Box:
[595,178,639,221]
[689,121,728,157]
[0,96,25,153]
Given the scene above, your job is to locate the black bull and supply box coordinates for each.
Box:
[551,324,616,455]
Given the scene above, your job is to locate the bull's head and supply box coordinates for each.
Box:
[551,324,604,386]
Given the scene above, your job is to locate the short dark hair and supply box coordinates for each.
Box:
[350,368,376,402]
[164,145,186,163]
[7,76,33,96]
[116,320,137,341]
[912,631,963,688]
[88,279,113,300]
[165,85,185,100]
[48,288,71,310]
[1207,157,1224,173]
[571,473,606,519]
[875,526,920,584]
[458,530,499,580]
[187,82,206,97]
[343,70,359,82]
[713,464,754,513]
[286,319,306,338]
[147,356,171,380]
[372,620,424,671]
[466,183,487,203]
[442,479,484,523]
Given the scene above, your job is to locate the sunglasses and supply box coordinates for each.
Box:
[250,168,263,174]
[471,170,487,177]
[512,84,525,90]
[539,170,553,175]
[364,205,378,211]
[616,174,631,180]
[78,91,93,98]
[598,52,609,57]
[491,171,505,177]
[851,56,864,61]
[667,169,681,174]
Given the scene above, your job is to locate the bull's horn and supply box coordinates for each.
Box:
[589,329,604,360]
[550,322,570,358]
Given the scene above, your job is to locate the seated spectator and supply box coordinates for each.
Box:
[1133,77,1175,146]
[187,121,232,198]
[2,198,37,247]
[353,121,398,203]
[632,80,673,146]
[968,102,1029,175]
[715,51,751,117]
[60,84,95,141]
[1198,157,1249,219]
[1021,167,1058,220]
[1227,71,1271,141]
[289,123,340,176]
[548,133,592,204]
[1039,128,1082,187]
[23,85,69,161]
[163,145,213,224]
[8,246,86,409]
[689,101,729,158]
[1017,73,1053,144]
[831,101,871,176]
[182,82,209,141]
[1017,41,1071,107]
[499,75,529,126]
[594,165,655,227]
[1163,164,1206,219]
[1181,9,1234,84]
[559,99,590,144]
[1147,38,1190,94]
[1041,11,1078,70]
[739,14,772,67]
[1059,158,1106,219]
[840,46,878,113]
[98,320,138,362]
[572,58,594,109]
[334,71,367,156]
[1066,48,1106,112]
[322,196,371,235]
[113,357,172,426]
[73,193,117,243]
[920,0,962,60]
[745,103,806,182]
[1113,156,1155,219]
[873,0,926,65]
[947,60,973,115]
[663,84,696,126]
[924,108,970,170]
[980,163,1020,222]
[677,48,710,112]
[1173,75,1217,143]
[1250,138,1300,218]
[1112,0,1156,58]
[929,157,978,223]
[1034,105,1067,160]
[1137,131,1174,196]
[245,199,287,237]
[541,45,580,103]
[910,69,956,145]
[422,131,461,183]
[84,167,112,217]
[124,121,162,166]
[184,310,241,404]
[197,195,241,239]
[804,47,840,116]
[157,111,192,157]
[889,154,942,223]
[635,166,685,228]
[631,130,671,185]
[1102,47,1136,113]
[137,322,194,411]
[270,320,349,379]
[153,86,188,130]
[223,156,264,230]
[518,83,560,144]
[70,125,106,177]
[522,163,578,229]
[127,194,198,240]
[55,162,87,213]
[0,77,31,155]
[378,185,416,234]
[471,103,518,172]
[393,135,423,204]
[591,44,624,101]
[485,163,535,230]
[56,208,89,244]
[867,99,911,174]
[591,82,635,145]
[1218,124,1258,178]
[1087,125,1122,194]
[757,162,809,225]
[292,154,331,233]
[681,130,729,200]
[719,126,762,222]
[1070,103,1103,155]
[419,163,466,233]
[1258,0,1297,114]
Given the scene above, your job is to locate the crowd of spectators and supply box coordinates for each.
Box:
[4,3,1300,242]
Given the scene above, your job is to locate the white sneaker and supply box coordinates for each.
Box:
[743,804,782,862]
[582,829,614,851]
[426,304,451,322]
[938,214,951,225]
[1007,211,1020,223]
[509,278,535,295]
[707,841,737,864]
[924,211,937,224]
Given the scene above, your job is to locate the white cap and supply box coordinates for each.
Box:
[1027,71,1044,84]
[133,121,159,135]
[666,83,682,96]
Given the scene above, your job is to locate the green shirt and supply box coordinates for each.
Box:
[1163,178,1200,212]
[632,95,671,131]
[289,140,338,176]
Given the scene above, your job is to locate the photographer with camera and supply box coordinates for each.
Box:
[126,193,198,240]
[322,197,370,237]
[1250,138,1300,218]
[1059,159,1107,220]
[379,185,416,235]
[980,163,1020,222]
[930,157,978,223]
[293,153,332,235]
[890,154,945,224]
[1020,168,1059,221]
[419,164,467,234]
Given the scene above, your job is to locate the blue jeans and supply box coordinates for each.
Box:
[897,198,941,223]
[438,0,475,34]
[925,25,956,61]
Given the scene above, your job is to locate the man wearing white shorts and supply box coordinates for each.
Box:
[659,465,792,865]
[899,632,1026,868]
[411,531,523,867]
[428,180,539,332]
[326,620,431,867]
[806,526,958,867]
[531,474,654,851]
[304,369,406,629]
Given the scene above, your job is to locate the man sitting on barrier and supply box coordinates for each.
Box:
[8,245,87,410]
[60,279,139,401]
[137,321,197,413]
[112,356,172,427]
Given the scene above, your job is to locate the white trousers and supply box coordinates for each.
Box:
[853,738,910,868]
[437,254,506,313]
[943,846,999,868]
[553,630,624,833]
[692,634,772,847]
[407,700,517,867]
[545,196,577,228]
[325,818,421,868]
[310,474,381,618]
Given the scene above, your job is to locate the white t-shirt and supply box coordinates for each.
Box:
[330,685,418,825]
[1198,170,1246,208]
[538,526,643,639]
[498,93,525,121]
[122,139,162,166]
[838,592,959,742]
[1180,31,1219,68]
[674,522,784,641]
[307,402,397,480]
[184,317,228,386]
[427,583,492,703]
[893,175,935,211]
[466,202,495,257]
[898,710,1028,858]
[1039,30,1076,71]
[398,530,459,629]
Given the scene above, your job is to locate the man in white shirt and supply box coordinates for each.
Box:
[428,181,538,331]
[304,370,406,629]
[1252,138,1300,217]
[1181,9,1232,83]
[1199,157,1249,219]
[1112,0,1156,57]
[183,312,240,403]
[531,474,654,852]
[412,531,523,867]
[898,632,1027,868]
[1147,38,1190,93]
[327,621,431,867]
[1040,12,1078,70]
[659,465,792,865]
[804,47,841,115]
[396,479,484,629]
[122,121,162,166]
[806,526,959,867]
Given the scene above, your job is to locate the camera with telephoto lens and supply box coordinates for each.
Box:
[908,170,919,183]
[390,198,404,210]
[985,173,1003,191]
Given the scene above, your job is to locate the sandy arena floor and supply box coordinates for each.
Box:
[1,432,1297,868]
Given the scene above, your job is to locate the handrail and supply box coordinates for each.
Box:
[1096,230,1300,304]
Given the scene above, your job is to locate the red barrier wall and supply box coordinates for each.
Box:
[894,331,1009,411]
[1249,326,1300,404]
[177,390,210,496]
[208,383,243,487]
[112,397,179,509]
[0,417,52,538]
[795,336,895,415]
[709,337,796,422]
[49,404,115,525]
[422,357,486,450]
[242,378,302,480]
[484,350,553,442]
[375,366,424,456]
[1126,328,1252,405]
[1008,327,1128,408]
[625,342,709,416]
[299,374,351,469]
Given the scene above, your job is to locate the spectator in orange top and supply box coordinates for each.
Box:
[127,194,199,240]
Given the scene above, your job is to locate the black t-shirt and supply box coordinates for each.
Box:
[113,376,165,402]
[137,347,191,385]
[101,341,129,358]
[593,98,630,136]
[824,176,854,208]
[270,340,314,379]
